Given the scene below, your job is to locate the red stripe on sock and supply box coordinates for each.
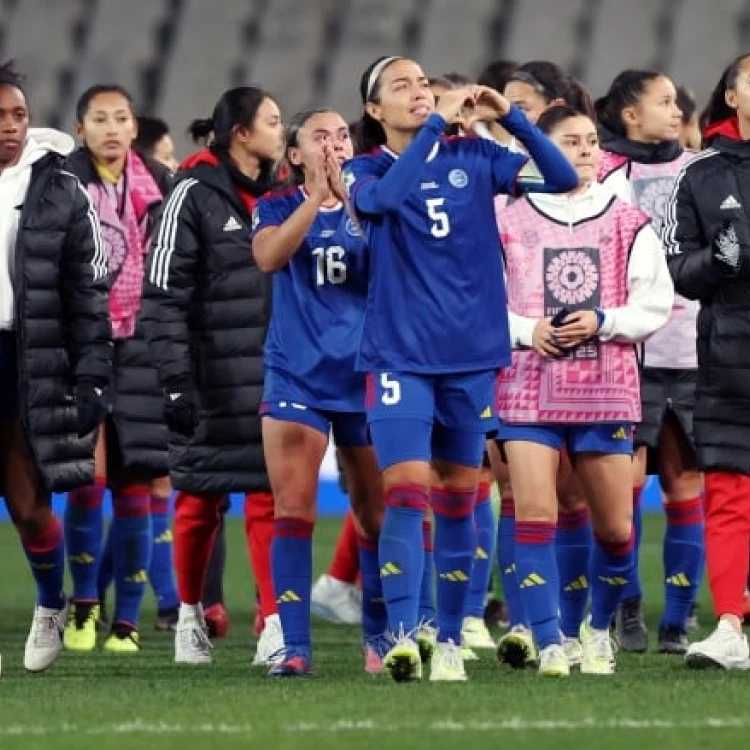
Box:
[68,483,106,509]
[22,516,63,555]
[329,512,360,582]
[664,497,703,526]
[476,481,491,504]
[595,531,634,557]
[515,521,556,545]
[94,476,107,487]
[356,531,378,552]
[119,485,152,498]
[274,517,314,538]
[151,494,170,515]
[633,485,643,510]
[422,519,434,552]
[557,507,589,530]
[431,487,475,517]
[114,488,151,518]
[245,492,277,617]
[385,484,429,511]
[501,497,515,517]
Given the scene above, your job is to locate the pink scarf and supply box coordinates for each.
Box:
[87,150,163,338]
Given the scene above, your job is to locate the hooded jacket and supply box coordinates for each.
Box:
[6,128,111,490]
[664,118,750,473]
[141,149,273,493]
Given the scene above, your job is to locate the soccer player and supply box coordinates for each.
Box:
[142,86,284,666]
[0,60,110,671]
[134,116,179,173]
[344,55,577,682]
[665,53,750,670]
[64,85,174,653]
[497,105,673,676]
[252,108,384,677]
[596,70,702,654]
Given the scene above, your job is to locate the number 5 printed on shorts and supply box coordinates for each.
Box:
[380,373,401,405]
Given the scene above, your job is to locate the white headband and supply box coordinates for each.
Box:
[365,56,402,101]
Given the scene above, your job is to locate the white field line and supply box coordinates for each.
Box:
[0,718,748,735]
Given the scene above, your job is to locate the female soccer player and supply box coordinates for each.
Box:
[596,70,702,655]
[252,109,384,677]
[344,55,577,683]
[665,53,750,670]
[0,60,110,672]
[142,86,284,666]
[497,105,673,676]
[63,85,174,653]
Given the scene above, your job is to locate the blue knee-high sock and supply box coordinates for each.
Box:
[515,521,560,649]
[557,507,592,637]
[98,522,113,603]
[20,516,66,610]
[590,532,635,630]
[432,487,476,644]
[498,497,527,627]
[379,484,428,637]
[112,487,152,629]
[272,517,314,656]
[149,493,180,613]
[622,486,643,601]
[357,533,388,640]
[65,479,106,603]
[464,481,496,619]
[661,497,704,631]
[418,518,435,623]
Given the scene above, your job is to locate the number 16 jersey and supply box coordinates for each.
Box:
[252,187,369,412]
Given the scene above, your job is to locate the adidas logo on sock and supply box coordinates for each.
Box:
[439,570,469,582]
[520,573,546,588]
[720,194,742,210]
[598,575,628,586]
[223,215,242,232]
[666,573,691,587]
[277,589,302,603]
[69,552,95,564]
[475,546,489,560]
[380,562,402,577]
[564,574,589,592]
[125,569,148,584]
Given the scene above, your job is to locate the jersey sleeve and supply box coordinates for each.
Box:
[474,138,531,196]
[251,195,289,239]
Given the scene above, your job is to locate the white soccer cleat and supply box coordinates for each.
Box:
[562,636,584,667]
[685,620,750,671]
[175,603,212,665]
[430,639,469,682]
[252,614,285,667]
[311,574,361,625]
[24,601,67,672]
[580,617,616,675]
[538,643,570,677]
[461,616,496,650]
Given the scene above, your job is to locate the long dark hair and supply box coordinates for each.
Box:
[594,69,663,138]
[509,61,594,119]
[207,86,274,151]
[284,108,332,184]
[353,56,403,154]
[700,54,750,131]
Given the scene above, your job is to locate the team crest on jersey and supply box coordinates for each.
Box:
[449,168,469,189]
[345,217,361,237]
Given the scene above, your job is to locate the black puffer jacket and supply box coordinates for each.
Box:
[65,148,171,479]
[141,149,272,493]
[13,132,111,491]
[664,128,750,474]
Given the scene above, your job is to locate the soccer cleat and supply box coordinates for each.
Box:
[461,644,479,661]
[24,601,67,672]
[156,606,179,632]
[268,652,313,677]
[461,616,496,650]
[252,614,285,667]
[657,625,689,655]
[562,636,584,667]
[615,597,648,652]
[496,624,538,669]
[103,623,141,653]
[204,603,230,639]
[580,617,616,675]
[174,608,212,665]
[685,620,750,670]
[310,574,361,625]
[64,602,99,652]
[538,644,570,677]
[384,633,423,683]
[430,639,468,682]
[417,620,437,663]
[363,633,392,675]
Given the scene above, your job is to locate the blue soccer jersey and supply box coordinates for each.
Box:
[253,188,369,411]
[343,108,578,376]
